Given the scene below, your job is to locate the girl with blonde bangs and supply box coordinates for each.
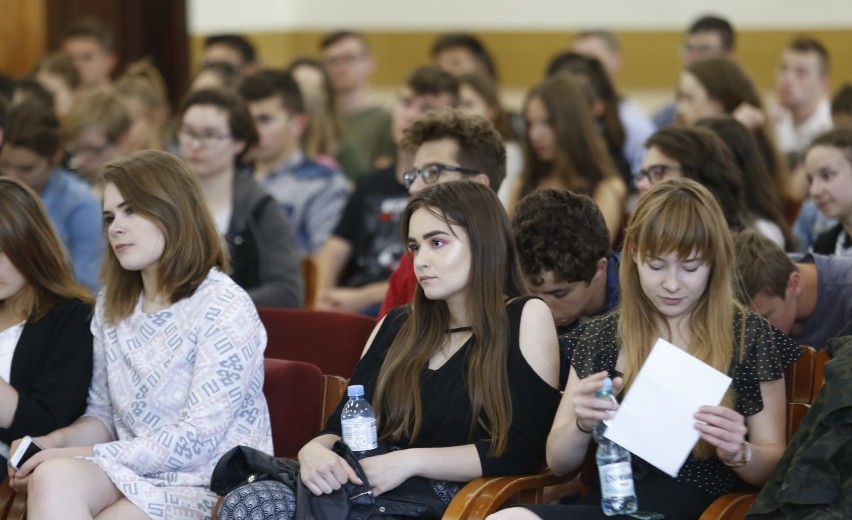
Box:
[494,179,802,520]
[10,150,271,520]
[618,178,737,412]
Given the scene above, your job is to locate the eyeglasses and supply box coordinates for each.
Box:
[678,43,724,57]
[633,164,682,186]
[200,60,240,76]
[178,127,232,149]
[403,163,480,190]
[323,53,365,67]
[72,141,112,158]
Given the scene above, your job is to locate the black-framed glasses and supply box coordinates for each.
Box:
[71,141,113,158]
[178,127,233,149]
[200,60,240,76]
[633,164,682,186]
[323,52,366,68]
[403,163,480,190]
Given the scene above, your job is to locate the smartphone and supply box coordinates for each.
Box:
[9,435,44,470]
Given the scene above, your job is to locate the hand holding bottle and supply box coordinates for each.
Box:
[573,371,623,434]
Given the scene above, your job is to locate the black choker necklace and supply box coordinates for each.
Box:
[446,326,473,334]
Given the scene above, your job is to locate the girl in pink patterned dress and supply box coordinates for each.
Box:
[8,150,272,519]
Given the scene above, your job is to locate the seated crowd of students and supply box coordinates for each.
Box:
[0,12,849,520]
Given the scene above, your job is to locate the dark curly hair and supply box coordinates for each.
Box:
[512,188,610,284]
[401,109,506,192]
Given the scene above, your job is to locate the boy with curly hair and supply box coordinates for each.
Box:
[512,189,620,385]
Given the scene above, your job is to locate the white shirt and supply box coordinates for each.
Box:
[775,99,833,155]
[0,321,25,458]
[213,202,234,236]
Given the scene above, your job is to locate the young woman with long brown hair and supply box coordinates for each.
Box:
[0,178,94,482]
[677,58,794,209]
[216,180,560,520]
[493,178,801,520]
[509,75,626,243]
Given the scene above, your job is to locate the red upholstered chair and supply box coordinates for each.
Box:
[209,361,349,520]
[263,358,325,458]
[257,308,376,379]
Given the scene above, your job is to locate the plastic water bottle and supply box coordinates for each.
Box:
[593,377,638,516]
[341,384,378,455]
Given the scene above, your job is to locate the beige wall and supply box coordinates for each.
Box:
[190,29,852,112]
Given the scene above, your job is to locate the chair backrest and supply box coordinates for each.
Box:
[784,345,830,405]
[0,476,26,520]
[786,402,810,442]
[323,374,349,426]
[258,307,376,379]
[301,257,318,309]
[263,358,324,458]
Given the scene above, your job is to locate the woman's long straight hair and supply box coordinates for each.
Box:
[373,180,527,456]
[519,75,617,199]
[686,58,791,205]
[0,178,94,320]
[618,178,742,459]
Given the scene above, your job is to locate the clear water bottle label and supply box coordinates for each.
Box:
[342,418,378,451]
[598,462,635,498]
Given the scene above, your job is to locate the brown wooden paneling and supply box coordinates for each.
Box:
[44,0,189,108]
[0,0,47,77]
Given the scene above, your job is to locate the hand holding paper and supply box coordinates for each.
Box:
[603,338,731,477]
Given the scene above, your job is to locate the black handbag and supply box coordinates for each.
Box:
[210,443,448,520]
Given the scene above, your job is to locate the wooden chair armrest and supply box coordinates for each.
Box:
[209,470,578,520]
[442,477,505,520]
[698,492,758,520]
[210,495,223,520]
[442,470,579,520]
[0,478,26,520]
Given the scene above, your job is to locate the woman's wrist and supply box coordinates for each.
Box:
[576,418,594,435]
[722,441,751,468]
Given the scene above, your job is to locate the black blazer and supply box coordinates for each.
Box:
[1,298,93,445]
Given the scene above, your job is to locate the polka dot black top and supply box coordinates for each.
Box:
[563,309,802,497]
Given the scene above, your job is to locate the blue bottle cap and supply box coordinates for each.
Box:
[347,384,365,397]
[596,377,612,396]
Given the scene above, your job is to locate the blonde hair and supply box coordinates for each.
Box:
[618,178,741,459]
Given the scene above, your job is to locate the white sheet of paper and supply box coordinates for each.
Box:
[603,338,732,477]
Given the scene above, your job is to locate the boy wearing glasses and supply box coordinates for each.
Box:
[314,67,458,316]
[652,15,736,129]
[378,109,507,316]
[321,30,395,169]
[62,90,131,198]
[238,69,350,257]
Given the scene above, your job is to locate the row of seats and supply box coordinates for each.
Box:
[0,318,829,520]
